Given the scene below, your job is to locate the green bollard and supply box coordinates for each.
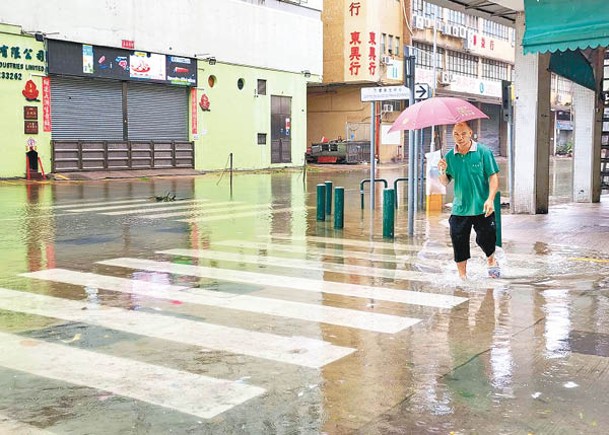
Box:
[494,192,502,247]
[325,180,333,215]
[316,184,326,222]
[334,186,344,229]
[383,188,395,239]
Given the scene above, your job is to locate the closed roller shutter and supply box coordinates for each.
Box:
[127,82,188,140]
[480,103,501,156]
[51,76,123,141]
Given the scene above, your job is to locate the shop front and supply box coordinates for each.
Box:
[47,40,197,172]
[0,24,50,178]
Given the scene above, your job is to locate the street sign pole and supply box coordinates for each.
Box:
[370,101,376,211]
[360,85,411,212]
[405,47,416,236]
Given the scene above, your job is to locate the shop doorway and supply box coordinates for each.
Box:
[271,96,292,164]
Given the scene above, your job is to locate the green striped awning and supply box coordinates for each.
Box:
[523,0,609,54]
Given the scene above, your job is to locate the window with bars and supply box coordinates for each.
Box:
[482,19,510,40]
[446,9,478,31]
[446,50,478,77]
[413,42,444,70]
[413,0,441,19]
[481,59,509,81]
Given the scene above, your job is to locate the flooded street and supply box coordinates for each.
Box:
[2,158,609,434]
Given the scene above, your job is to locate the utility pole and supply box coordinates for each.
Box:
[404,45,416,236]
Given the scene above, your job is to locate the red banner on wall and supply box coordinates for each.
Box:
[42,77,52,132]
[191,87,198,135]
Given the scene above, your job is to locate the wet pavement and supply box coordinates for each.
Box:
[1,157,609,434]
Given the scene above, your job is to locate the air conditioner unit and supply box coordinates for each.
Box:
[459,26,467,39]
[383,103,394,112]
[414,15,425,30]
[451,26,460,37]
[381,55,393,65]
[440,72,453,85]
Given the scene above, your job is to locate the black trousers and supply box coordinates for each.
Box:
[449,213,496,263]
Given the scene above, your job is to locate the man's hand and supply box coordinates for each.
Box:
[438,158,447,174]
[483,198,495,217]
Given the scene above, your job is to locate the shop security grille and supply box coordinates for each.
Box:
[52,140,194,172]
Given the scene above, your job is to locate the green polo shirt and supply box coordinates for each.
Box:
[445,142,499,216]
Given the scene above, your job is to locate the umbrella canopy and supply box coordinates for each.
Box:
[388,97,489,132]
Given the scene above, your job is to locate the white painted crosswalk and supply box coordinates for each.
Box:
[102,200,241,216]
[0,288,354,368]
[4,234,478,424]
[0,332,265,419]
[98,257,468,308]
[142,203,274,219]
[177,207,312,223]
[50,198,150,209]
[159,247,459,285]
[22,269,420,333]
[64,199,209,213]
[214,239,415,263]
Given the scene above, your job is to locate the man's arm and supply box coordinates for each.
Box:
[483,172,499,217]
[437,158,451,186]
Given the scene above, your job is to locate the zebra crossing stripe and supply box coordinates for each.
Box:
[98,258,468,309]
[0,332,265,419]
[102,200,241,216]
[269,234,436,252]
[214,240,411,263]
[144,204,273,220]
[51,199,150,209]
[159,248,457,285]
[22,269,419,334]
[64,199,209,213]
[263,236,542,274]
[177,207,313,224]
[0,288,354,368]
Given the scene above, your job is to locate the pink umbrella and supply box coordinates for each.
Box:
[388,96,489,132]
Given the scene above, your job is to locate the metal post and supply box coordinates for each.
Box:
[325,180,333,215]
[229,152,233,197]
[419,128,425,209]
[405,48,416,236]
[507,95,514,212]
[316,184,326,221]
[494,192,502,247]
[370,102,376,210]
[334,186,344,229]
[413,129,419,216]
[430,22,437,152]
[383,188,395,238]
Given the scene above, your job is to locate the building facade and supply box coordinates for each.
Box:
[308,0,406,163]
[0,0,322,178]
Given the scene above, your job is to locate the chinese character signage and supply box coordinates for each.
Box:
[0,36,46,81]
[48,40,197,86]
[42,77,52,132]
[344,1,378,82]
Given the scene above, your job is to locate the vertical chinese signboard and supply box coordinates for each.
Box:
[344,1,379,83]
[42,77,52,132]
[191,88,197,135]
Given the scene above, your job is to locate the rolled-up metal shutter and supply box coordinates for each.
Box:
[480,103,501,156]
[127,82,188,140]
[50,76,124,140]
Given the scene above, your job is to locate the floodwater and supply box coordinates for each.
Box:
[1,157,609,434]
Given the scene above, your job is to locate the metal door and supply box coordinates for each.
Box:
[271,96,292,164]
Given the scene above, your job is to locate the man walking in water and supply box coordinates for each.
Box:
[437,122,500,279]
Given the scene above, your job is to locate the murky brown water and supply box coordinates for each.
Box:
[1,158,609,434]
